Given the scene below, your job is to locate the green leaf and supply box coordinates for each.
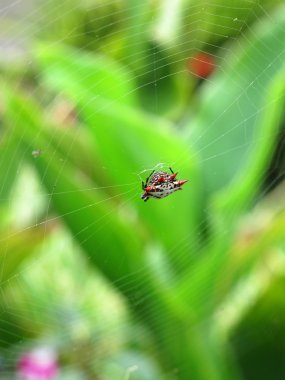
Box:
[216,64,285,219]
[79,98,202,273]
[2,89,145,282]
[35,46,203,274]
[35,43,137,106]
[178,9,285,315]
[187,9,285,215]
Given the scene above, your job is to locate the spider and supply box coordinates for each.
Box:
[141,167,188,202]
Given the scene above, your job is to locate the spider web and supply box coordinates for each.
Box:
[0,1,285,379]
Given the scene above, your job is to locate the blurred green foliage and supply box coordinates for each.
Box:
[1,0,285,379]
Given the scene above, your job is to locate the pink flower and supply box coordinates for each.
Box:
[17,347,58,380]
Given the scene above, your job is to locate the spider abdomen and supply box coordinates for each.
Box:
[141,168,188,202]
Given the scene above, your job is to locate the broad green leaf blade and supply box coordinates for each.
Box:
[215,64,285,218]
[77,98,202,274]
[38,122,105,187]
[178,10,285,315]
[187,9,285,203]
[35,46,203,274]
[35,43,137,106]
[180,73,285,313]
[3,89,144,282]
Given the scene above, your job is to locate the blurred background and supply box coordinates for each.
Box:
[1,0,285,379]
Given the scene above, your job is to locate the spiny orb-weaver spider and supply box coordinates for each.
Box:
[141,167,188,202]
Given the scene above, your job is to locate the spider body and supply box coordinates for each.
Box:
[141,168,188,202]
[147,171,177,185]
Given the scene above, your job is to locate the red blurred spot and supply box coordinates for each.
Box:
[188,52,215,78]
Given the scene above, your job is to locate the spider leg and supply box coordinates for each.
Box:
[145,170,155,184]
[141,181,145,190]
[169,167,174,174]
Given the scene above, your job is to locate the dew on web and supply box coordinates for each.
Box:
[31,149,42,158]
